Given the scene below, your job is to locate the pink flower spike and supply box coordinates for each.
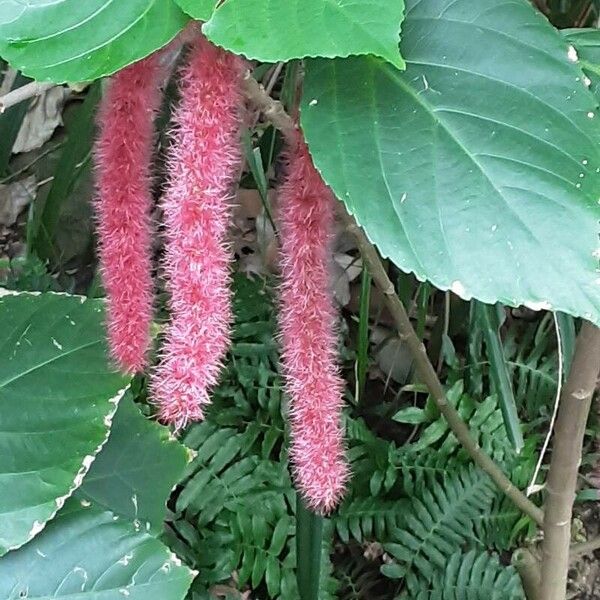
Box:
[151,36,246,428]
[278,133,349,514]
[95,52,167,373]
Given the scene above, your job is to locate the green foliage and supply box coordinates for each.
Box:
[503,316,559,421]
[0,293,194,598]
[563,27,600,97]
[166,277,340,598]
[0,0,189,82]
[0,292,129,555]
[301,0,600,326]
[381,466,498,592]
[175,0,216,21]
[77,393,190,534]
[409,549,524,600]
[0,500,195,598]
[0,254,58,292]
[203,0,405,68]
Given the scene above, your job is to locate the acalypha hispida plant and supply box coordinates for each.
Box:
[95,28,348,514]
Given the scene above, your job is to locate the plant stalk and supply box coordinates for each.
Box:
[539,321,600,600]
[296,494,323,600]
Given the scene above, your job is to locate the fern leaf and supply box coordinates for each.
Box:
[382,466,497,594]
[409,549,524,599]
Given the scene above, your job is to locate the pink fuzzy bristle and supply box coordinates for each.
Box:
[95,51,167,373]
[278,133,349,514]
[151,35,246,428]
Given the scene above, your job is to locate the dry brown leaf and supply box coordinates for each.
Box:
[13,86,70,154]
[0,176,36,226]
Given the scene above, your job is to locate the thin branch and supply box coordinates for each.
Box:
[242,71,297,143]
[570,535,600,560]
[540,321,600,600]
[0,81,56,113]
[242,73,544,527]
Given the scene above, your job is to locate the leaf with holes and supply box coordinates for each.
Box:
[203,0,405,68]
[0,500,195,599]
[0,0,189,83]
[302,0,600,324]
[76,394,190,534]
[0,292,129,555]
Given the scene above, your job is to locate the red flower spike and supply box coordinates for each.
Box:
[278,133,350,514]
[95,51,167,373]
[151,36,245,428]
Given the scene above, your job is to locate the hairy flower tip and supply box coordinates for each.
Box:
[151,36,246,427]
[94,52,167,373]
[278,133,350,514]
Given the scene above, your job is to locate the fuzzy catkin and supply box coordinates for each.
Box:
[278,134,349,514]
[95,52,166,373]
[151,36,245,427]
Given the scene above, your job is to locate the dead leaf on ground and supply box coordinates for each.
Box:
[13,86,70,154]
[0,175,36,226]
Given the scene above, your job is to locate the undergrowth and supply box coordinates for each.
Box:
[161,275,569,599]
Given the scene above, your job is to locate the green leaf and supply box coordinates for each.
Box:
[412,549,524,600]
[296,494,323,600]
[562,28,600,98]
[302,0,600,325]
[393,406,429,424]
[0,292,128,555]
[76,394,190,534]
[0,0,189,83]
[0,500,195,599]
[382,466,497,594]
[203,0,405,68]
[175,0,216,21]
[475,302,522,452]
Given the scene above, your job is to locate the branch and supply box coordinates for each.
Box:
[241,73,544,527]
[0,81,56,113]
[570,535,600,560]
[540,321,600,600]
[242,71,297,143]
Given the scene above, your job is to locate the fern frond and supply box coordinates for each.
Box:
[408,549,524,599]
[335,497,407,543]
[382,466,497,594]
[503,315,558,420]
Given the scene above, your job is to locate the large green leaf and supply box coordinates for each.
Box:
[174,0,216,21]
[203,0,405,68]
[0,0,189,83]
[302,0,600,324]
[0,500,195,599]
[0,292,128,554]
[77,394,190,534]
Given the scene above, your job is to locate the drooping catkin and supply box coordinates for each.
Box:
[95,52,167,373]
[151,35,245,427]
[278,133,349,514]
